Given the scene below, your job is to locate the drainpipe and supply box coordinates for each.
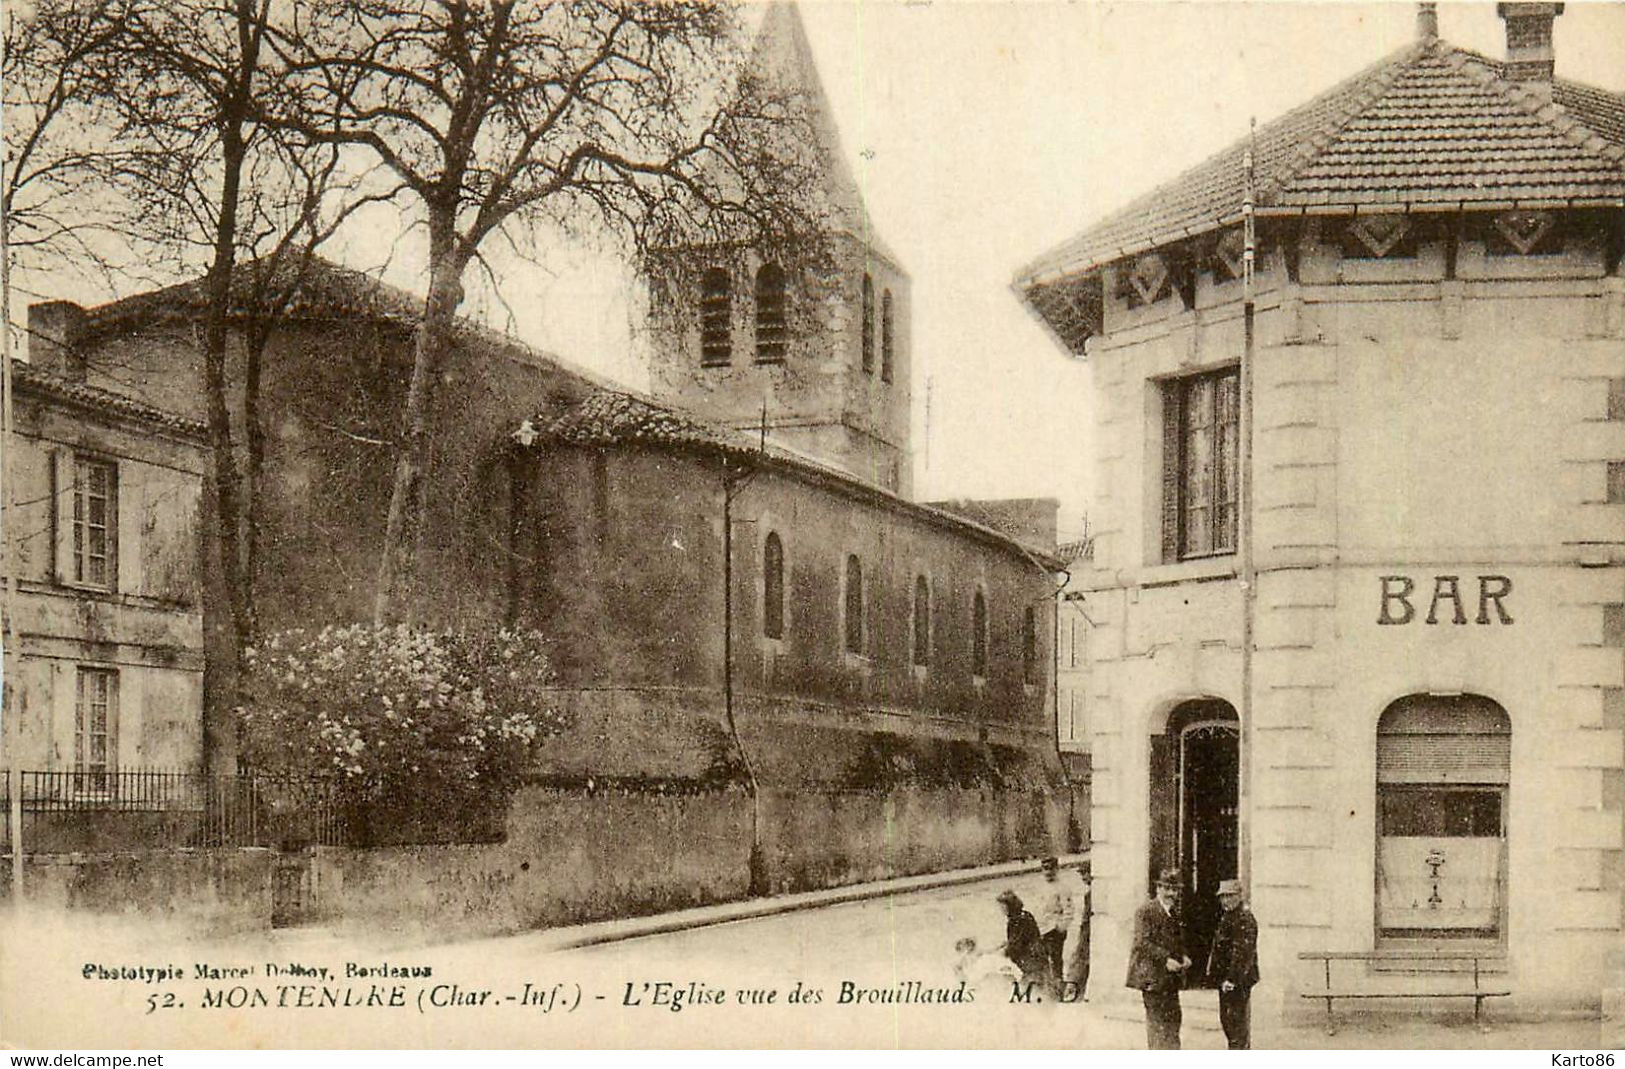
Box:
[1238,119,1258,891]
[721,461,766,895]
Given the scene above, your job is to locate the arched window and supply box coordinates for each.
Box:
[844,554,864,654]
[972,590,989,678]
[700,267,731,367]
[1376,695,1510,941]
[881,289,894,383]
[755,263,787,364]
[1022,605,1037,686]
[861,274,875,374]
[763,532,784,640]
[912,575,931,667]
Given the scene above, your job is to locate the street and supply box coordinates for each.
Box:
[2,873,1606,1049]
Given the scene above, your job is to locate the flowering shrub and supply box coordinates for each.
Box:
[238,625,565,838]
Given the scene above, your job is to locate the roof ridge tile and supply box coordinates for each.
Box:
[1438,46,1625,168]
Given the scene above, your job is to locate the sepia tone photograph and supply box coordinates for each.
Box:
[1,0,1625,1052]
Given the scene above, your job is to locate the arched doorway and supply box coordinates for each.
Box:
[1149,698,1239,986]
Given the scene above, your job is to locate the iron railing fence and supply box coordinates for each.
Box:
[0,768,350,853]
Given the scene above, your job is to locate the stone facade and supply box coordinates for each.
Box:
[1021,6,1625,1012]
[4,361,207,778]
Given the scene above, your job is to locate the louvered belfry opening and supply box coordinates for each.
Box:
[1377,695,1510,941]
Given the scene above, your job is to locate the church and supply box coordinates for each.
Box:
[19,2,1068,930]
[1019,1,1625,1011]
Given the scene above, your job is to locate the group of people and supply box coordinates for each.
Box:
[1127,868,1259,1050]
[967,857,1091,1003]
[972,860,1259,1050]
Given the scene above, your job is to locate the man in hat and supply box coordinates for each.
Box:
[1062,864,1093,1002]
[1126,868,1191,1049]
[1207,878,1260,1050]
[1032,857,1073,998]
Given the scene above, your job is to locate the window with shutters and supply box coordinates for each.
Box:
[972,589,989,679]
[71,456,118,589]
[861,274,875,374]
[1375,694,1509,941]
[763,532,784,641]
[881,290,895,383]
[843,554,864,655]
[755,263,787,364]
[75,667,118,792]
[912,575,931,667]
[700,268,732,366]
[1161,368,1238,561]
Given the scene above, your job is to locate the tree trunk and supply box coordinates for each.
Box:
[373,233,467,624]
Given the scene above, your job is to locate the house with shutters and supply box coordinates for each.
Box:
[1017,2,1625,1011]
[3,359,208,800]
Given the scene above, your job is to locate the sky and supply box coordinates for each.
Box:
[18,1,1625,546]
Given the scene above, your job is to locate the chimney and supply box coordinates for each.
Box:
[27,301,89,381]
[1497,3,1564,90]
[1415,3,1438,40]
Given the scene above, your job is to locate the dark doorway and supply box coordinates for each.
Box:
[1148,699,1239,988]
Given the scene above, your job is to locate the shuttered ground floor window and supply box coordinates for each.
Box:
[1376,695,1509,940]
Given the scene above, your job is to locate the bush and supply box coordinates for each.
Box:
[238,624,565,839]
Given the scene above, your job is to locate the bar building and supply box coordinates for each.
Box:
[1018,3,1625,1009]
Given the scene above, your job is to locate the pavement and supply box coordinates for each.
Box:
[2,853,1609,1049]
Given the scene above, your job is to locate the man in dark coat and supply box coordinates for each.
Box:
[1126,868,1191,1049]
[1207,878,1261,1049]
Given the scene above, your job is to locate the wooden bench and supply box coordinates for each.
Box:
[1298,950,1510,1034]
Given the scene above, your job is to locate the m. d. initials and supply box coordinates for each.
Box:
[1378,575,1514,626]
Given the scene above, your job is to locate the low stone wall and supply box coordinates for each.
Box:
[0,849,273,936]
[308,784,754,939]
[308,781,1067,939]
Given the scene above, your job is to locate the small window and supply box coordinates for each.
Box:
[763,532,784,640]
[73,456,118,589]
[1022,606,1038,686]
[912,575,931,667]
[1161,368,1239,561]
[755,263,787,364]
[972,590,989,678]
[700,268,732,366]
[75,667,118,791]
[881,290,894,383]
[861,274,875,374]
[844,554,864,654]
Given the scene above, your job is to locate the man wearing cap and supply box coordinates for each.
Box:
[1207,878,1260,1050]
[1126,868,1191,1049]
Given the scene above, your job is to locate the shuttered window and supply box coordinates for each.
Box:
[1377,696,1510,785]
[1376,695,1509,939]
[755,263,787,364]
[1161,368,1238,561]
[700,268,732,366]
[881,290,895,383]
[972,590,989,678]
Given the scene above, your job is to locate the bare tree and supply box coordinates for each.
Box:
[57,0,386,693]
[271,0,826,622]
[3,0,138,288]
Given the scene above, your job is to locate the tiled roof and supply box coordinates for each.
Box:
[1018,38,1625,286]
[11,359,208,437]
[1056,538,1094,566]
[523,387,1061,569]
[82,256,424,337]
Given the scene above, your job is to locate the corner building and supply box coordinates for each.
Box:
[1018,4,1625,1011]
